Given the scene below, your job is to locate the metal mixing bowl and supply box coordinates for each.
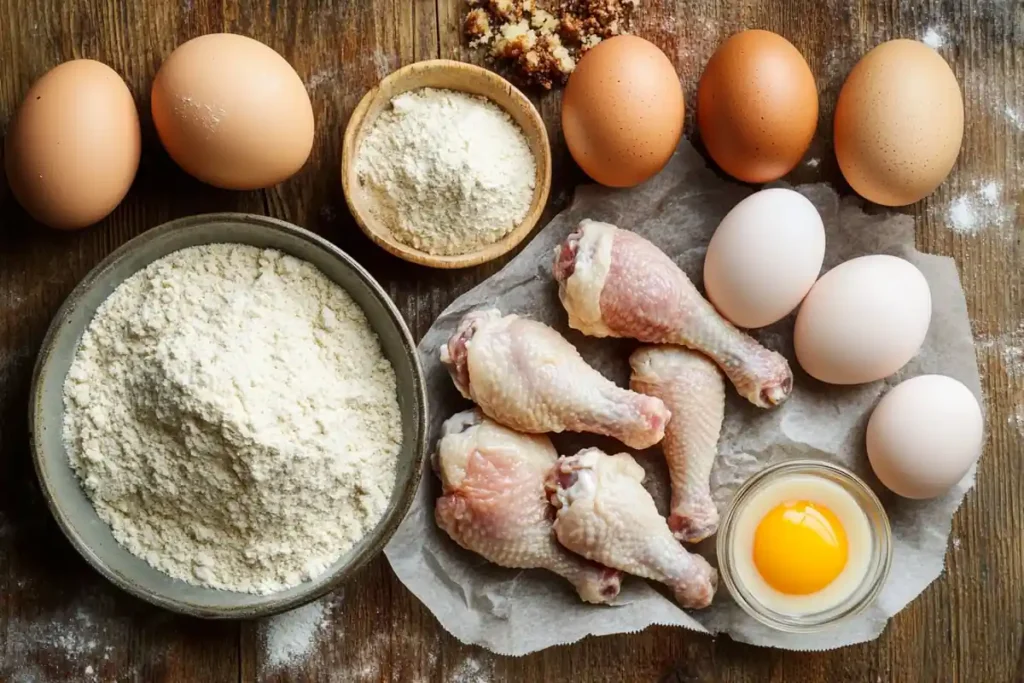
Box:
[29,213,427,618]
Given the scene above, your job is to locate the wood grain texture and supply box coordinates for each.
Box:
[0,0,1021,681]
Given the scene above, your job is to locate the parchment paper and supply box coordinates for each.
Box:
[384,142,983,655]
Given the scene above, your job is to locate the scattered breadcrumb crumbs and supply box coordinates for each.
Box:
[465,0,639,88]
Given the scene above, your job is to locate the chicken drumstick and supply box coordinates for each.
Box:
[546,448,718,609]
[553,219,793,408]
[630,346,725,543]
[434,410,622,604]
[440,309,670,449]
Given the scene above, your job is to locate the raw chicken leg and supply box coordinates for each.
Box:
[434,410,622,604]
[546,448,718,609]
[630,346,725,543]
[440,309,670,449]
[553,219,793,408]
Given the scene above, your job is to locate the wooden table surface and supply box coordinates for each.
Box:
[0,1,1021,681]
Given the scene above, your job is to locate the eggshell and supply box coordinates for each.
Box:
[794,255,931,384]
[562,35,684,188]
[151,33,315,190]
[704,189,825,328]
[696,30,818,183]
[4,60,140,230]
[834,40,963,206]
[866,375,983,499]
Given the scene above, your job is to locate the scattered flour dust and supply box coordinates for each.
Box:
[1012,405,1024,437]
[327,623,441,683]
[449,655,493,683]
[1006,106,1024,132]
[975,323,1024,378]
[306,68,341,91]
[264,597,335,671]
[922,26,947,49]
[944,180,1015,235]
[370,49,394,79]
[12,606,102,659]
[1,602,123,681]
[332,628,391,682]
[62,244,402,594]
[975,325,1024,437]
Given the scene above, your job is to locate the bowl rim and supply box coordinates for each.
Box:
[28,212,429,619]
[341,58,552,270]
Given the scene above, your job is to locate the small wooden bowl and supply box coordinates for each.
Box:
[341,60,552,269]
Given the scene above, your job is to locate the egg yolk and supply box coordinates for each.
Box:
[752,500,848,595]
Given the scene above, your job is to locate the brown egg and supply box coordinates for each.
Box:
[834,40,963,206]
[4,60,140,230]
[562,35,684,187]
[151,33,314,190]
[697,30,818,183]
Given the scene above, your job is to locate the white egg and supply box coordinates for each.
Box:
[867,374,983,499]
[703,188,825,328]
[730,474,872,615]
[794,255,931,384]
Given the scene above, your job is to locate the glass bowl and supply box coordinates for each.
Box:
[716,459,892,632]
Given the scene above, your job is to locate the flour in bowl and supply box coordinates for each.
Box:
[355,87,536,256]
[62,244,402,594]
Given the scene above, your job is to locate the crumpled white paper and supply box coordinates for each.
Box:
[384,142,982,655]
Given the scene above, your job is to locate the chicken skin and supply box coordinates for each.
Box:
[630,346,725,543]
[440,309,670,450]
[434,410,622,604]
[546,448,717,609]
[553,219,793,408]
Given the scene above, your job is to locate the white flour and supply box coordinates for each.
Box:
[1005,105,1023,132]
[448,656,492,683]
[62,244,402,594]
[1013,405,1024,437]
[356,87,536,256]
[922,27,947,49]
[0,599,126,683]
[975,323,1024,377]
[264,598,330,670]
[945,180,1012,235]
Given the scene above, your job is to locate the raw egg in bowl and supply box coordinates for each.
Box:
[717,460,892,631]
